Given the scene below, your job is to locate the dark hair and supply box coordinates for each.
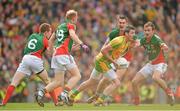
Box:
[144,21,155,30]
[117,14,128,21]
[124,25,135,33]
[39,23,51,33]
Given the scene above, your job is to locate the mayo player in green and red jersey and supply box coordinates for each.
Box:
[68,25,137,106]
[35,10,89,106]
[131,22,175,105]
[0,23,59,106]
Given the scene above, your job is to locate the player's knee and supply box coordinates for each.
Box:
[152,74,160,81]
[112,79,120,88]
[85,78,96,86]
[115,80,120,87]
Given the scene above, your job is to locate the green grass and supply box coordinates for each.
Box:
[0,103,180,111]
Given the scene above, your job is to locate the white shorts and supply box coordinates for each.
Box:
[90,68,117,80]
[16,55,44,76]
[51,55,77,71]
[111,57,130,70]
[138,63,168,78]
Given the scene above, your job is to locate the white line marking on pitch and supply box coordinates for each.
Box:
[0,109,180,111]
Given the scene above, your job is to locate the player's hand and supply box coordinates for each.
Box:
[80,43,90,53]
[161,44,168,52]
[134,40,140,47]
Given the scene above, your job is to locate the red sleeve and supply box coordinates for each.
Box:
[43,37,48,49]
[67,23,75,30]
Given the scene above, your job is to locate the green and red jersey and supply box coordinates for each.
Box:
[54,20,76,56]
[23,33,48,58]
[140,34,167,64]
[108,28,121,41]
[108,28,133,61]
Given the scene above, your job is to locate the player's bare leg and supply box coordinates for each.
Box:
[93,69,126,105]
[69,78,98,104]
[35,70,64,107]
[36,70,59,106]
[152,70,175,105]
[58,67,81,106]
[45,71,65,92]
[87,77,110,104]
[103,69,127,98]
[78,78,98,92]
[1,72,26,106]
[66,67,81,90]
[131,73,145,105]
[94,78,120,106]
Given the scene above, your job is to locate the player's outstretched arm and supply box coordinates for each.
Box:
[69,29,83,45]
[69,29,89,52]
[160,43,168,52]
[47,32,56,55]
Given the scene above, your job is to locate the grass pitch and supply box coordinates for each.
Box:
[0,103,180,111]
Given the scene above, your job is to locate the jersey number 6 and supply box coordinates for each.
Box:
[28,39,38,49]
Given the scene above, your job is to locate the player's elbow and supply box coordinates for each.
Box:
[101,48,107,55]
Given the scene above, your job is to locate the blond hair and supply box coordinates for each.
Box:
[65,10,77,19]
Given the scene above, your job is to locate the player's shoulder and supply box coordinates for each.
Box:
[116,35,125,38]
[153,34,161,40]
[30,33,44,39]
[29,33,38,38]
[111,36,126,43]
[109,28,120,40]
[111,28,119,32]
[30,33,38,36]
[65,20,76,26]
[114,35,126,40]
[58,22,66,28]
[109,28,120,35]
[58,21,76,30]
[67,22,76,28]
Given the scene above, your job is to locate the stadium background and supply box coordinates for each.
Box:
[0,0,180,104]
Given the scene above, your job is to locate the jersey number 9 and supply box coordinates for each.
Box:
[56,30,64,42]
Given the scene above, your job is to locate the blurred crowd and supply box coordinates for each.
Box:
[0,0,180,103]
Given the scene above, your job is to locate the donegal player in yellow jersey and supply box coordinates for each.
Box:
[87,15,132,105]
[68,25,137,106]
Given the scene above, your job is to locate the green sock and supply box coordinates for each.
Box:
[72,89,79,95]
[105,95,113,102]
[100,94,108,100]
[63,90,69,94]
